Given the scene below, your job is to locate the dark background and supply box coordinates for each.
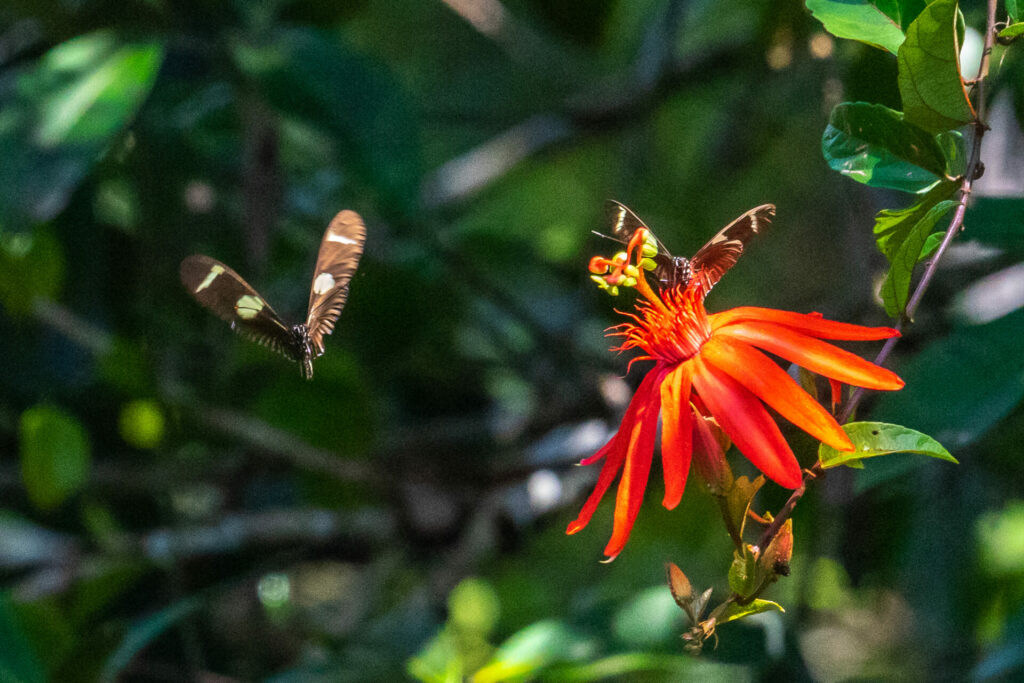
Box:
[1,0,1023,680]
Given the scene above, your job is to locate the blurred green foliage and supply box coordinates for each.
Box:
[0,0,1022,680]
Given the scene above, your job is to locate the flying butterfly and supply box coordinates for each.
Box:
[604,200,774,292]
[180,210,366,379]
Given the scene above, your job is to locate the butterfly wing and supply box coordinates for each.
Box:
[180,254,295,358]
[689,204,774,292]
[304,210,367,356]
[604,200,684,286]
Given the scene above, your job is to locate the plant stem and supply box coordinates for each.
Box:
[758,0,999,553]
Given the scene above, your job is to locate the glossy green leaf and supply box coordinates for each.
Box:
[897,0,976,132]
[0,31,163,229]
[231,28,421,213]
[717,598,784,625]
[880,199,956,317]
[873,180,957,260]
[0,227,65,316]
[874,308,1024,452]
[0,594,45,683]
[822,102,949,192]
[805,0,906,54]
[998,22,1024,40]
[819,422,957,468]
[19,405,91,511]
[100,597,203,683]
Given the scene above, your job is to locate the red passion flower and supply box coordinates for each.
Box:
[570,226,904,560]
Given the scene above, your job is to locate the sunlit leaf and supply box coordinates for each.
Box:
[873,181,957,260]
[805,0,906,54]
[19,405,91,511]
[100,597,203,683]
[880,199,956,317]
[998,22,1024,40]
[472,620,589,683]
[0,31,163,228]
[717,598,784,625]
[407,629,464,683]
[822,102,949,192]
[820,422,957,469]
[897,0,976,132]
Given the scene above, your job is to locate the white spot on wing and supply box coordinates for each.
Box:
[195,265,225,293]
[312,272,336,295]
[327,233,358,244]
[235,294,264,319]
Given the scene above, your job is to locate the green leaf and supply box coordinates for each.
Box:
[230,28,421,213]
[919,231,944,260]
[805,0,906,54]
[0,31,163,228]
[0,227,65,316]
[407,630,464,683]
[1008,0,1021,23]
[472,620,588,683]
[874,308,1024,453]
[822,102,949,192]
[100,597,203,683]
[880,198,956,317]
[19,405,91,511]
[873,180,957,260]
[727,547,760,598]
[998,22,1024,40]
[724,475,764,540]
[897,0,976,133]
[819,421,957,468]
[717,599,785,625]
[0,594,45,683]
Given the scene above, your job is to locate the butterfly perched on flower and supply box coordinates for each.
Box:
[603,200,775,292]
[180,210,366,379]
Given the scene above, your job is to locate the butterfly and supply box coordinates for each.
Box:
[604,200,774,292]
[180,210,366,379]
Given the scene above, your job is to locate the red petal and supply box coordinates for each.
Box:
[691,356,803,489]
[568,371,660,531]
[716,322,905,390]
[604,368,664,559]
[700,335,853,451]
[711,307,900,341]
[659,364,693,509]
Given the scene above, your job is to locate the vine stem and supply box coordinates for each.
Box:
[755,0,999,555]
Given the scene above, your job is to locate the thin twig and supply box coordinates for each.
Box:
[757,0,999,553]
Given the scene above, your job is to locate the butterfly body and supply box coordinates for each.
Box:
[604,200,774,292]
[181,210,366,379]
